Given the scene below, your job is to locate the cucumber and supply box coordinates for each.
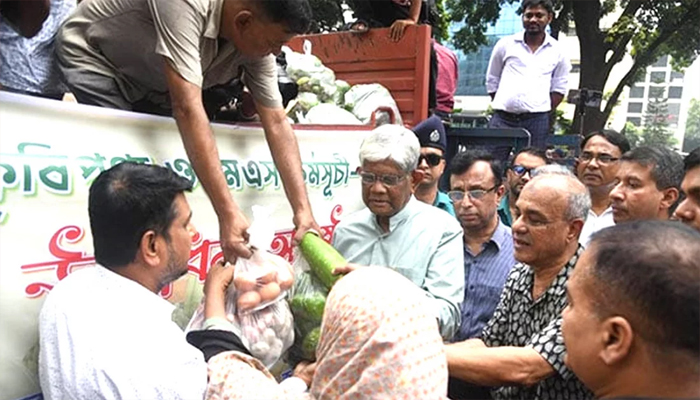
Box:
[301,327,321,361]
[290,293,326,325]
[299,232,346,290]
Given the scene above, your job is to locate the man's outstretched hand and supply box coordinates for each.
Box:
[292,210,321,245]
[219,209,253,264]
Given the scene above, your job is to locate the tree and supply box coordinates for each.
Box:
[307,0,450,41]
[447,0,700,134]
[622,121,642,148]
[684,98,700,152]
[307,0,345,33]
[641,88,677,149]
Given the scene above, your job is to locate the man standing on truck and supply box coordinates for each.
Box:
[55,0,320,262]
[485,0,571,149]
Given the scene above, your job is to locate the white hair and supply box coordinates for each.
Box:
[531,164,575,178]
[529,171,591,222]
[359,124,420,173]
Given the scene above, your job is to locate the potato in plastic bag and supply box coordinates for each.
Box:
[238,300,295,367]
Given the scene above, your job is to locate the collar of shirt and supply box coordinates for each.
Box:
[373,196,420,233]
[514,30,555,49]
[497,194,513,225]
[94,265,175,317]
[490,221,512,252]
[464,220,511,257]
[203,0,225,40]
[513,245,584,303]
[433,191,452,208]
[589,206,614,218]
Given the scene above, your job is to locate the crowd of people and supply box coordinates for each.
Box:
[36,123,700,400]
[3,0,698,399]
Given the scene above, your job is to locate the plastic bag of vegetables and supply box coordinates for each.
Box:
[305,104,363,125]
[186,207,295,368]
[238,299,295,367]
[344,83,403,126]
[287,232,347,362]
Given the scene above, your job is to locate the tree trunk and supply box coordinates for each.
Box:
[572,1,608,135]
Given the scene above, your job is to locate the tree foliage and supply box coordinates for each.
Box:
[684,98,700,152]
[641,90,677,149]
[447,0,700,134]
[306,0,450,41]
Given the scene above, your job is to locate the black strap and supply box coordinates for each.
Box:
[186,329,251,362]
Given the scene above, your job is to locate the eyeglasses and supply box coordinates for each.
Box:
[360,172,407,187]
[511,165,537,176]
[418,153,443,167]
[579,152,620,165]
[448,185,498,202]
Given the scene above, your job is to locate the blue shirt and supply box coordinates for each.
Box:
[0,0,75,94]
[332,197,465,340]
[456,221,515,341]
[434,190,456,217]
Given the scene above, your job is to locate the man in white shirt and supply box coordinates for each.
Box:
[575,130,630,246]
[39,162,208,400]
[485,0,570,149]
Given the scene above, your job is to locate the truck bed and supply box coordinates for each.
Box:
[287,25,432,127]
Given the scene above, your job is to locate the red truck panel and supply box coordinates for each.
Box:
[287,25,432,127]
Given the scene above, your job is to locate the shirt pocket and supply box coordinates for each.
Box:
[540,60,558,76]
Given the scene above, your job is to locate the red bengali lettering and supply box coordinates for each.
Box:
[21,206,344,298]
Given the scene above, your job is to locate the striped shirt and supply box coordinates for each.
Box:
[456,221,515,341]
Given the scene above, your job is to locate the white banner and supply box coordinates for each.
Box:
[0,92,371,400]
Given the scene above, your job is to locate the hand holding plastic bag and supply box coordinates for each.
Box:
[186,207,295,367]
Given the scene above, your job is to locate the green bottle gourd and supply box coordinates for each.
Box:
[299,232,346,290]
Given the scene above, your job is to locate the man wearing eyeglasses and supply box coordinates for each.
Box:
[332,124,465,340]
[499,147,548,227]
[446,150,515,400]
[610,146,683,224]
[446,171,593,400]
[575,130,630,246]
[412,115,455,217]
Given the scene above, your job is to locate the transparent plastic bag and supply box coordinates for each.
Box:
[232,250,295,314]
[344,83,403,126]
[287,247,329,362]
[305,104,363,125]
[239,300,295,367]
[185,207,295,367]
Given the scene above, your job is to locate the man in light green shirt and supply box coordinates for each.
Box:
[332,124,465,340]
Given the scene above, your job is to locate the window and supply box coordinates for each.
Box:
[627,117,641,126]
[627,102,643,113]
[668,103,681,124]
[652,55,668,68]
[671,71,685,81]
[649,86,665,99]
[629,86,645,98]
[669,87,683,99]
[650,71,667,83]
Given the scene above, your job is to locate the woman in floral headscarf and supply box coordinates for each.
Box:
[201,265,449,400]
